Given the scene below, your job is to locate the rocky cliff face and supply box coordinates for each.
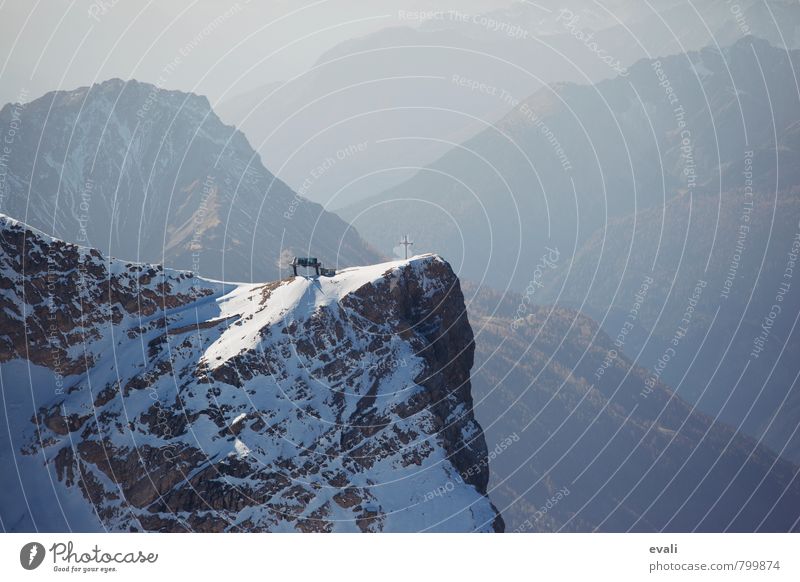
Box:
[0,214,501,532]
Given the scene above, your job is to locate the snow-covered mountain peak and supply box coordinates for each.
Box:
[202,254,446,369]
[0,217,501,532]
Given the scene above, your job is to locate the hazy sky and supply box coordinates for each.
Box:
[0,0,513,106]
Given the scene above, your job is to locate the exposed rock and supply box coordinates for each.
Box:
[0,214,500,532]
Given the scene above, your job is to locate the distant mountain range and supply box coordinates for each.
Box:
[341,37,799,286]
[0,79,379,282]
[465,284,800,531]
[219,1,800,210]
[538,181,800,463]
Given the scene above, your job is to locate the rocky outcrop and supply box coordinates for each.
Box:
[0,214,501,532]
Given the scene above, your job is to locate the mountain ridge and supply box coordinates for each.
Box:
[340,37,799,289]
[0,78,380,284]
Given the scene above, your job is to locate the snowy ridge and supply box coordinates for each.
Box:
[0,216,502,532]
[202,255,440,367]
